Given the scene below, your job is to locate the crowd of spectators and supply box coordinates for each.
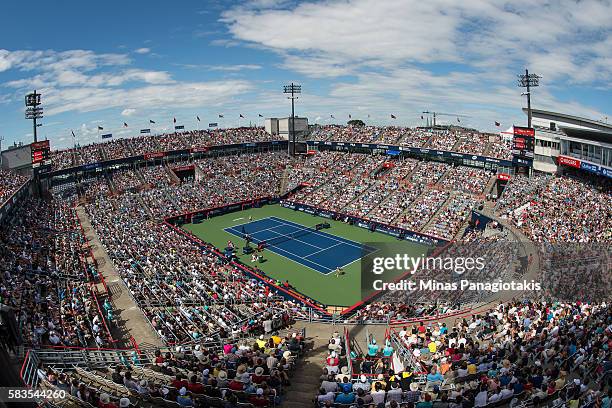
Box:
[0,198,112,350]
[0,167,29,205]
[39,330,306,407]
[325,300,611,408]
[496,172,611,242]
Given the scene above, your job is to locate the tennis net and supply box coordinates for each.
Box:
[263,224,324,247]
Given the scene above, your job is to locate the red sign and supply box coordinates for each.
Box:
[30,140,50,150]
[383,162,395,168]
[513,126,535,137]
[558,155,581,168]
[497,173,511,181]
[306,150,316,155]
[172,165,195,172]
[144,152,165,160]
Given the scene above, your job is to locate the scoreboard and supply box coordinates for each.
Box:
[30,140,52,172]
[512,126,535,160]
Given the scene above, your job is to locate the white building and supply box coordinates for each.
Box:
[524,108,612,175]
[265,117,308,140]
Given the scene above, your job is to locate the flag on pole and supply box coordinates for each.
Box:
[421,115,424,119]
[149,119,155,124]
[330,114,335,119]
[173,117,176,124]
[349,114,352,119]
[197,116,201,122]
[71,130,76,138]
[123,122,128,127]
[457,117,461,123]
[258,114,263,117]
[219,114,224,118]
[97,126,104,130]
[495,121,501,127]
[391,114,396,119]
[239,114,244,118]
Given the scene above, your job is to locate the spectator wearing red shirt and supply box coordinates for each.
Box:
[171,374,188,390]
[187,375,205,394]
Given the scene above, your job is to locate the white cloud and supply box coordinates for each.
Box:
[134,47,151,54]
[218,0,612,129]
[0,48,253,121]
[121,108,136,117]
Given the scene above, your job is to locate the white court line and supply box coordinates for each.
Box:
[268,216,366,250]
[304,242,342,258]
[232,217,245,221]
[226,222,324,251]
[225,215,371,275]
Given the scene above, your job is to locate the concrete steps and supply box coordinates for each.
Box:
[281,338,329,408]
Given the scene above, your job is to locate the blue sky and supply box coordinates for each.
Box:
[1,0,611,149]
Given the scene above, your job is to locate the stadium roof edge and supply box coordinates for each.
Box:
[522,107,612,131]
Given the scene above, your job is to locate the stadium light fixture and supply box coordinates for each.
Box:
[25,90,43,143]
[517,69,541,128]
[283,83,301,156]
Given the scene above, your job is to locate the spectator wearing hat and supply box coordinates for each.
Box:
[176,387,193,407]
[249,388,268,407]
[405,382,421,403]
[98,393,118,408]
[118,398,130,408]
[325,351,339,373]
[136,379,150,396]
[216,370,229,388]
[335,365,351,382]
[252,366,267,384]
[335,387,355,405]
[353,375,370,392]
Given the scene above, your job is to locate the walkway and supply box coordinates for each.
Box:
[76,206,163,348]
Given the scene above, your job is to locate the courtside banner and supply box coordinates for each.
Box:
[208,122,218,128]
[558,155,581,168]
[140,128,151,134]
[101,133,113,139]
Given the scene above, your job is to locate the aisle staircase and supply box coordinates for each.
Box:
[281,337,328,408]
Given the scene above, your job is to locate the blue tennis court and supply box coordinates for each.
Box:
[224,216,377,274]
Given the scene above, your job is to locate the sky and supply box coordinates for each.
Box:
[0,0,611,149]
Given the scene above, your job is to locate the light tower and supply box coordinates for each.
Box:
[517,69,541,128]
[25,90,43,143]
[283,83,301,156]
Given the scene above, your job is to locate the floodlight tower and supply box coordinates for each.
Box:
[25,90,43,143]
[283,83,301,156]
[517,69,541,128]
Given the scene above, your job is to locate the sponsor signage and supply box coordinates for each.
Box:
[144,152,165,160]
[497,173,511,181]
[558,155,581,168]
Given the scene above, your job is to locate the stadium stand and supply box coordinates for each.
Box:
[2,126,610,407]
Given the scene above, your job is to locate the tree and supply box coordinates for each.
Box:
[347,119,365,127]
